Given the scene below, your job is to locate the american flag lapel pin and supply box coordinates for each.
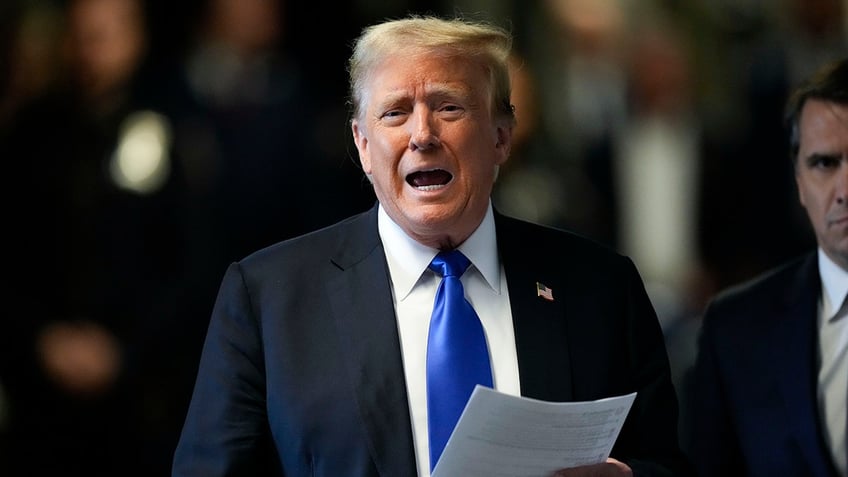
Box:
[536,282,554,301]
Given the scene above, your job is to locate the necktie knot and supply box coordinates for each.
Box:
[429,250,471,278]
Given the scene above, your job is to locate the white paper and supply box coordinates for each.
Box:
[431,386,637,477]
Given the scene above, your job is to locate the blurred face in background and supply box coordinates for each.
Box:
[351,49,512,250]
[64,0,146,99]
[795,98,848,269]
[205,0,281,55]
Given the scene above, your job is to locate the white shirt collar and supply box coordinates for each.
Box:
[378,202,501,301]
[817,248,848,321]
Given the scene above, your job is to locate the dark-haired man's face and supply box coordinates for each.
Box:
[796,98,848,269]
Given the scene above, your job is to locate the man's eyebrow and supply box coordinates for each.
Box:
[425,83,472,99]
[376,92,408,105]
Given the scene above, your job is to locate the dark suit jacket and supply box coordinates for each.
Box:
[172,205,692,476]
[684,252,841,477]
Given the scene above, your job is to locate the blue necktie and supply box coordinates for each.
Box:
[426,250,493,471]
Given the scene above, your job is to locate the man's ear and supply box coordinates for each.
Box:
[796,172,807,208]
[494,123,513,165]
[351,119,371,174]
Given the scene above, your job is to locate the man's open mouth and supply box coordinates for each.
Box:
[407,169,453,190]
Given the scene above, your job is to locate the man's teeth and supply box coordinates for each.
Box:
[415,184,445,191]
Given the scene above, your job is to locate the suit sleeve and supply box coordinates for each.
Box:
[172,262,281,477]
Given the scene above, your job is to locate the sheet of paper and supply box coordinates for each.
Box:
[432,386,636,477]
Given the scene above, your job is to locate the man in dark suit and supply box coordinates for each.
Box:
[172,15,691,477]
[683,57,848,477]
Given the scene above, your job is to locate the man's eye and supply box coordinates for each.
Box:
[380,110,408,124]
[811,156,841,169]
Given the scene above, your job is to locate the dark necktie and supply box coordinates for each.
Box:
[426,250,493,471]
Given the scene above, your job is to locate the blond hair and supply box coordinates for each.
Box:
[347,15,515,125]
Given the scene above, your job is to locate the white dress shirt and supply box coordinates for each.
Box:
[817,249,848,476]
[378,202,520,477]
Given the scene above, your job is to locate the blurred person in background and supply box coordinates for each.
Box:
[528,0,631,247]
[143,0,375,281]
[1,0,192,474]
[610,13,714,394]
[492,52,598,233]
[684,56,848,477]
[0,0,63,128]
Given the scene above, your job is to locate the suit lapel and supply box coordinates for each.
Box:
[325,205,417,476]
[770,255,836,476]
[495,212,574,402]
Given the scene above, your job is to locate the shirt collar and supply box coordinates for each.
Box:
[817,248,848,321]
[378,202,501,301]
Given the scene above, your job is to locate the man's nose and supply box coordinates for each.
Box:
[408,108,441,151]
[836,158,848,204]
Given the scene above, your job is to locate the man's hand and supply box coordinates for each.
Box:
[549,458,633,477]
